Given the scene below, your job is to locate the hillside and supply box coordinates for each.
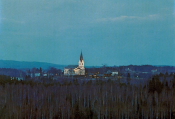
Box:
[0,60,65,69]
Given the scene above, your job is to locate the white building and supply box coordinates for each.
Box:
[64,51,85,76]
[111,72,118,76]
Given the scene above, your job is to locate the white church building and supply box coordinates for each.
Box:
[64,52,85,76]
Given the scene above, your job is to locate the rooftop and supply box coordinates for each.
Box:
[65,65,78,69]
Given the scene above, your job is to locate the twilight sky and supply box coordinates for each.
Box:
[0,0,175,66]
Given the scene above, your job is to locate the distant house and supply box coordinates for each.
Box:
[28,67,47,78]
[16,77,24,80]
[104,70,112,77]
[34,73,41,77]
[64,65,77,76]
[11,77,24,80]
[111,71,118,76]
[43,73,48,77]
[64,52,85,76]
[151,69,158,74]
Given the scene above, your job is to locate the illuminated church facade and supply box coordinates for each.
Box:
[64,52,85,76]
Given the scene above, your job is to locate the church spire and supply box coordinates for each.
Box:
[80,51,83,61]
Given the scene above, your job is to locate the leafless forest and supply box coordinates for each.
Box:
[0,75,175,119]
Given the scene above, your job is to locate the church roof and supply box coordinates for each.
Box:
[65,65,77,69]
[80,51,83,61]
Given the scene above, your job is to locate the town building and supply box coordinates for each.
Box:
[64,52,85,76]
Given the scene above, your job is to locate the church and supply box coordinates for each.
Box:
[64,52,85,76]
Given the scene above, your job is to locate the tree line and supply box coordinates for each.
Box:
[0,74,175,118]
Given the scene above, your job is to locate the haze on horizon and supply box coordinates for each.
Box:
[0,0,175,66]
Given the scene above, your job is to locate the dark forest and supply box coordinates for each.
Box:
[0,73,175,119]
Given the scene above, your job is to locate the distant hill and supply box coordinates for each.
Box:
[0,60,66,69]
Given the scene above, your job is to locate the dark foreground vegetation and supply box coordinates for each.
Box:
[0,74,175,119]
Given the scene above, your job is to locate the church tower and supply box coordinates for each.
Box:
[78,51,84,69]
[64,51,85,76]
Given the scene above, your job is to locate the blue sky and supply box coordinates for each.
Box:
[0,0,175,66]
